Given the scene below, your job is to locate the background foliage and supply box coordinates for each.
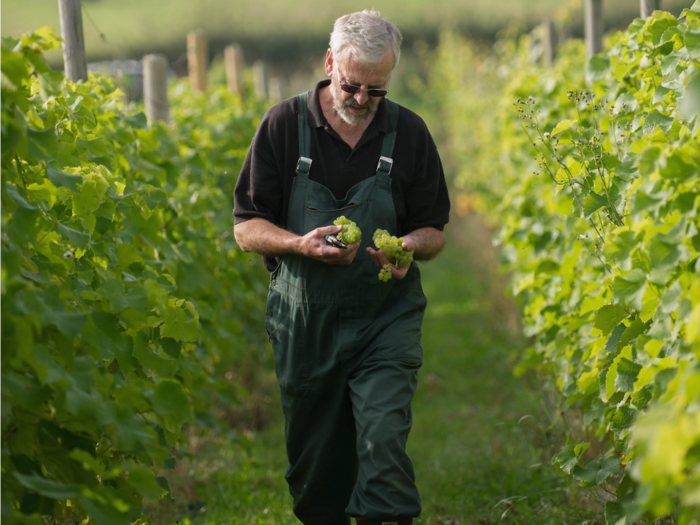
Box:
[1,29,268,524]
[1,0,692,75]
[427,3,700,523]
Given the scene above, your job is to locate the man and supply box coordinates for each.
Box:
[233,10,449,525]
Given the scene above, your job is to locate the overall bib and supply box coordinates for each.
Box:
[265,93,426,525]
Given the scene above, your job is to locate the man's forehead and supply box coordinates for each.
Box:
[335,51,393,84]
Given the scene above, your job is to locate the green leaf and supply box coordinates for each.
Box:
[1,46,28,88]
[5,183,39,210]
[160,301,199,343]
[27,126,57,160]
[116,243,143,268]
[38,69,65,100]
[573,457,621,485]
[642,110,674,134]
[57,221,89,250]
[605,324,627,354]
[605,499,628,525]
[620,317,649,347]
[149,378,192,428]
[552,442,590,474]
[122,112,148,129]
[615,359,642,393]
[587,55,610,83]
[611,405,639,435]
[595,305,629,336]
[636,145,662,176]
[648,314,672,340]
[660,281,682,315]
[612,269,647,311]
[45,310,88,338]
[14,472,79,500]
[64,386,102,418]
[631,383,654,410]
[674,192,699,215]
[131,332,176,377]
[653,86,671,104]
[660,150,699,180]
[614,93,637,114]
[686,28,700,59]
[80,490,131,525]
[679,70,700,119]
[649,237,685,269]
[46,168,82,192]
[72,180,101,217]
[551,119,577,135]
[126,464,168,499]
[583,192,610,219]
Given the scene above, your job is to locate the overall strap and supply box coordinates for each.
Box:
[376,99,400,176]
[296,91,312,175]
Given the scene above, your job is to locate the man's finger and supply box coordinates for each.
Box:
[318,224,344,236]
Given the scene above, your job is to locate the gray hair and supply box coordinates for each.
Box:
[329,10,402,69]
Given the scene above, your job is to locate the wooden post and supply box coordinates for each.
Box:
[253,60,267,100]
[143,54,169,123]
[57,0,87,82]
[640,0,662,18]
[187,30,207,93]
[584,0,603,58]
[268,78,282,103]
[224,44,244,98]
[544,19,557,67]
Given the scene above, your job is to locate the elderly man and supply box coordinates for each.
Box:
[233,10,449,525]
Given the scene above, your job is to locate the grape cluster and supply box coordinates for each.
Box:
[378,264,392,282]
[373,229,414,281]
[334,216,362,244]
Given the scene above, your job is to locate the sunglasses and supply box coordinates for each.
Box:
[336,67,390,97]
[339,83,390,98]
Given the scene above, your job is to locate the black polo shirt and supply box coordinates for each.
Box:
[233,79,450,271]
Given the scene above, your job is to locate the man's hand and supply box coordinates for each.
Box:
[235,218,360,265]
[366,227,445,280]
[366,244,412,280]
[300,224,360,265]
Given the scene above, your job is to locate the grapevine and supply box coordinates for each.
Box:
[373,229,414,281]
[1,28,269,525]
[429,5,700,523]
[334,215,362,244]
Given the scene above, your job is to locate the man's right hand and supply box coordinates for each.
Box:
[299,224,360,265]
[234,218,359,265]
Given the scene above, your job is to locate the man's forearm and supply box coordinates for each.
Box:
[403,227,446,261]
[233,218,300,257]
[234,217,361,265]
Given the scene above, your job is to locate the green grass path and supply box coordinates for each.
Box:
[159,217,593,525]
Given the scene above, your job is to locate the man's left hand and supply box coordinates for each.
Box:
[365,236,415,280]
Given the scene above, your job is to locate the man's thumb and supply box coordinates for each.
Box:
[319,224,343,235]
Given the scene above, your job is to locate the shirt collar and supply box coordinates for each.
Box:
[307,79,392,133]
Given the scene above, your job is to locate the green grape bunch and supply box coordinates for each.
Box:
[334,216,362,244]
[378,264,392,282]
[372,229,414,281]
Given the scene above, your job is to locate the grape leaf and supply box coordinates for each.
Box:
[573,457,621,485]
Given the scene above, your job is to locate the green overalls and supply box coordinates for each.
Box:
[265,93,426,525]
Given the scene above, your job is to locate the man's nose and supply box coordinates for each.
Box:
[354,91,369,105]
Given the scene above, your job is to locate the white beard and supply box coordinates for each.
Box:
[330,80,379,126]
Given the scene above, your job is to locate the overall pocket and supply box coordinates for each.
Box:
[266,290,309,397]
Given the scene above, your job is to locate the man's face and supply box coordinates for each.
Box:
[328,49,393,127]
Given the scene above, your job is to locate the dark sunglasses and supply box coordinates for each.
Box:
[340,83,390,98]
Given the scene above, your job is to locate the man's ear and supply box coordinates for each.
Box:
[325,49,334,77]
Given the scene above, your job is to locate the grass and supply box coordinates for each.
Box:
[1,0,692,67]
[152,214,600,525]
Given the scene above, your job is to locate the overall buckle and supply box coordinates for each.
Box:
[296,156,313,174]
[376,156,393,174]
